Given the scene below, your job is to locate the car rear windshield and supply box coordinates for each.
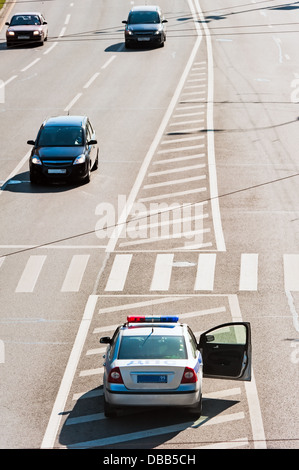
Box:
[10,15,41,26]
[37,126,84,146]
[128,11,160,24]
[118,335,187,360]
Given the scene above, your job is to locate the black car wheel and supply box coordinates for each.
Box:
[92,153,98,171]
[30,172,39,184]
[83,164,91,184]
[189,394,202,416]
[104,397,117,418]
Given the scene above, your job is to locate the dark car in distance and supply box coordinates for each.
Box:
[27,115,99,185]
[6,12,48,47]
[122,5,167,49]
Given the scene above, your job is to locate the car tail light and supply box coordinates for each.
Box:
[108,367,123,384]
[181,367,197,383]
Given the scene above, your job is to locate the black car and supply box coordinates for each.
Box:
[122,5,167,48]
[27,115,99,184]
[6,12,48,47]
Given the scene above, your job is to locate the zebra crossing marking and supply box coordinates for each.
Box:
[284,254,299,291]
[61,254,90,292]
[104,254,132,292]
[15,255,46,293]
[194,253,216,291]
[2,250,299,294]
[150,254,174,291]
[239,254,259,291]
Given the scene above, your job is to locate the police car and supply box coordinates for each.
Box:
[100,316,251,417]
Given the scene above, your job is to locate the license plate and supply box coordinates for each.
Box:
[137,374,167,383]
[18,35,30,39]
[48,169,66,174]
[138,37,150,41]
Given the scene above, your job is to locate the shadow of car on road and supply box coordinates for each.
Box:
[58,386,240,449]
[1,171,88,194]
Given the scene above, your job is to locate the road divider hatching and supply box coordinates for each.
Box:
[95,195,205,245]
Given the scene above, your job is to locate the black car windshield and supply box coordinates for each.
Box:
[10,15,41,26]
[118,335,187,360]
[128,11,160,24]
[37,126,84,147]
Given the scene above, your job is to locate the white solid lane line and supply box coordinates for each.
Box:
[228,294,267,449]
[41,295,99,449]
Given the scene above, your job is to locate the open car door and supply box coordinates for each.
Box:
[198,322,251,381]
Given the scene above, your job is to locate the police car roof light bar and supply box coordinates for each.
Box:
[127,315,179,323]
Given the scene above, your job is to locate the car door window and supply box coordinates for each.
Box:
[108,327,121,361]
[187,327,198,359]
[199,322,251,381]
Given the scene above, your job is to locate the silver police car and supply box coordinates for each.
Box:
[100,316,251,417]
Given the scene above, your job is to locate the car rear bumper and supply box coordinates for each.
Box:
[105,385,201,407]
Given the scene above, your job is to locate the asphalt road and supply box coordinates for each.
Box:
[0,0,298,450]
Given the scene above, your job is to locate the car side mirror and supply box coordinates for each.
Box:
[43,21,47,25]
[5,22,10,26]
[162,19,168,23]
[122,20,127,24]
[27,140,35,145]
[206,334,215,343]
[197,334,215,350]
[87,139,97,145]
[100,337,111,344]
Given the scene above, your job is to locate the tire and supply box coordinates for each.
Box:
[92,153,98,171]
[104,397,117,418]
[30,172,39,184]
[189,394,202,417]
[83,164,91,184]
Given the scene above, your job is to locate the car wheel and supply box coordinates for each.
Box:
[30,172,39,184]
[189,394,202,417]
[83,164,91,184]
[104,397,117,418]
[125,41,131,49]
[92,153,98,171]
